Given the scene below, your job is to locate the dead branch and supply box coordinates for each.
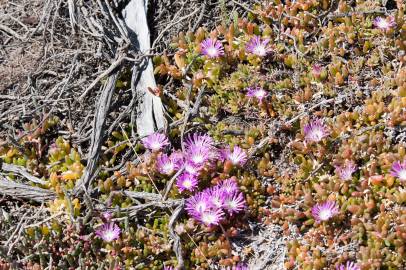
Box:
[168,200,185,269]
[1,163,47,185]
[0,176,55,202]
[74,72,119,194]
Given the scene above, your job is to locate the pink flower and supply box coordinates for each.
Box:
[221,146,247,166]
[183,160,203,175]
[246,86,268,102]
[186,192,225,226]
[304,119,329,142]
[390,160,406,181]
[222,263,249,270]
[176,173,198,193]
[185,133,214,150]
[218,178,239,195]
[335,161,357,181]
[223,191,246,215]
[199,208,225,226]
[141,133,170,151]
[200,38,224,58]
[373,16,396,30]
[186,145,211,166]
[156,154,181,175]
[336,261,360,270]
[186,192,212,217]
[95,223,121,242]
[246,35,271,57]
[163,266,174,270]
[312,201,339,222]
[205,187,226,209]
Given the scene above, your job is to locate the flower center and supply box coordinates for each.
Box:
[207,47,218,57]
[227,200,237,210]
[192,154,205,164]
[163,163,174,173]
[253,45,266,56]
[319,209,331,221]
[310,129,324,141]
[150,141,161,150]
[104,231,115,241]
[378,20,389,28]
[183,179,192,189]
[255,90,266,98]
[398,169,406,180]
[201,212,216,225]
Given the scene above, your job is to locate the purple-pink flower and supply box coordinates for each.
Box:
[246,86,268,102]
[200,208,225,226]
[163,266,174,270]
[219,178,239,195]
[246,35,271,57]
[156,153,181,175]
[186,192,211,217]
[304,119,329,142]
[223,191,246,215]
[182,160,203,175]
[169,151,184,165]
[223,263,249,270]
[185,133,214,150]
[373,16,396,31]
[186,145,211,166]
[390,159,406,181]
[312,201,339,222]
[221,146,247,166]
[141,133,170,151]
[335,161,357,181]
[176,173,198,193]
[206,187,226,208]
[186,192,225,226]
[336,261,360,270]
[95,223,121,242]
[200,38,224,59]
[185,177,246,226]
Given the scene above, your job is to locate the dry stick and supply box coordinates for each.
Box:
[327,9,387,19]
[0,24,25,40]
[25,212,64,228]
[79,55,126,101]
[230,0,257,14]
[180,85,206,152]
[0,176,55,202]
[162,167,185,201]
[74,72,119,195]
[169,201,186,270]
[151,8,199,49]
[191,0,208,32]
[2,163,48,185]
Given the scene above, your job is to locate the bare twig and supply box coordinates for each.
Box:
[0,176,55,202]
[168,200,185,269]
[1,163,48,185]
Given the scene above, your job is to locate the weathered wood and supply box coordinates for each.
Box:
[122,0,166,137]
[1,163,48,185]
[0,176,55,202]
[74,73,119,193]
[169,201,185,269]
